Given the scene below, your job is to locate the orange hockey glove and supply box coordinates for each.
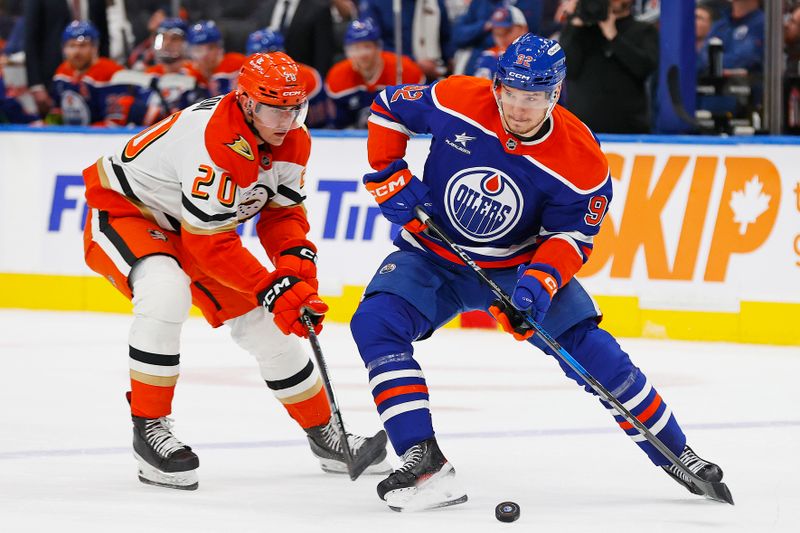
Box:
[256,268,329,337]
[489,299,535,341]
[274,239,319,290]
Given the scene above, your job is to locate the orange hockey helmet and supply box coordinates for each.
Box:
[237,52,308,129]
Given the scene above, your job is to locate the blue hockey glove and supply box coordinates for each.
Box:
[510,263,561,324]
[363,159,432,233]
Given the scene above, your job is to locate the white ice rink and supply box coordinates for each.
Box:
[1,310,798,532]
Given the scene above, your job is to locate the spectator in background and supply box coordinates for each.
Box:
[137,17,207,125]
[127,8,169,70]
[331,0,357,63]
[785,2,800,74]
[696,2,717,75]
[24,0,109,116]
[107,0,135,65]
[359,0,452,81]
[50,21,127,126]
[1,49,41,123]
[187,20,244,96]
[451,0,540,75]
[262,0,336,77]
[246,28,330,128]
[697,0,764,74]
[559,0,658,133]
[325,17,423,128]
[473,6,529,80]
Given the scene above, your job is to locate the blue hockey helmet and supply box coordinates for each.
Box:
[495,33,566,93]
[188,20,222,46]
[157,17,189,36]
[344,18,381,47]
[246,29,285,55]
[61,20,100,44]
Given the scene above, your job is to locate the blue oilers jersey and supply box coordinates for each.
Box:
[51,58,126,126]
[366,75,611,287]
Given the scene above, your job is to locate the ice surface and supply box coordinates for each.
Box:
[1,310,797,532]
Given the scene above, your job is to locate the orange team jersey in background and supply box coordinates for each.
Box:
[51,57,126,126]
[202,52,246,96]
[324,51,424,128]
[296,62,329,128]
[139,61,209,125]
[82,93,313,327]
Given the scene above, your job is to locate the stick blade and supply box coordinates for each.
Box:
[347,430,388,481]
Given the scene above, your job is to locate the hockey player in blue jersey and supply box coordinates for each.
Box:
[350,33,726,511]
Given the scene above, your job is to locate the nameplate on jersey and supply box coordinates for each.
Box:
[444,167,523,242]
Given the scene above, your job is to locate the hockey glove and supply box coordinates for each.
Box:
[256,268,329,337]
[510,263,560,324]
[274,239,319,290]
[489,299,535,341]
[363,159,432,233]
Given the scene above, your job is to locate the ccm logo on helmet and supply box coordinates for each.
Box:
[283,90,302,96]
[508,71,531,80]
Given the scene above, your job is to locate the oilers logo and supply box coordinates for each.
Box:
[444,167,523,242]
[60,90,91,126]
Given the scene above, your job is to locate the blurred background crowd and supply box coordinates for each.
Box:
[0,0,793,134]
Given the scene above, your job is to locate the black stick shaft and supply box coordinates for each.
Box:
[414,207,733,504]
[301,314,357,479]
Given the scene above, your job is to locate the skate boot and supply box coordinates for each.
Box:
[132,415,199,490]
[662,444,723,495]
[305,417,392,478]
[377,437,468,512]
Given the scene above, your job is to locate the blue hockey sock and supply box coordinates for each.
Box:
[602,369,686,466]
[367,352,434,455]
[351,293,436,455]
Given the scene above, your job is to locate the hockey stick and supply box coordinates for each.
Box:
[300,313,388,481]
[413,207,734,505]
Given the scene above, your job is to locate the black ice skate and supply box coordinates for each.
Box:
[132,415,199,490]
[305,418,392,478]
[663,444,724,496]
[377,437,468,512]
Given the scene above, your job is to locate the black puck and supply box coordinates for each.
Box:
[495,501,520,522]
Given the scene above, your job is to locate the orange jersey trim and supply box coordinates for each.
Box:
[432,77,609,193]
[204,92,260,188]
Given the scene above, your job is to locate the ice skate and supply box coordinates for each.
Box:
[305,417,392,477]
[662,444,724,496]
[377,437,468,512]
[132,415,199,490]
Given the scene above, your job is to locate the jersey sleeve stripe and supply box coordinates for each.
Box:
[370,100,399,123]
[276,184,306,204]
[524,158,611,195]
[181,194,237,222]
[368,114,413,137]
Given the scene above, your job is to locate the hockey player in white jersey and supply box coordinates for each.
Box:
[81,52,390,490]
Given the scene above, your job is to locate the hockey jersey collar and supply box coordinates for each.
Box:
[205,92,260,188]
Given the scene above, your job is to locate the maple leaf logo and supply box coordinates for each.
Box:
[729,176,771,235]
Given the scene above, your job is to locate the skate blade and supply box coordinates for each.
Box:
[134,451,198,491]
[385,463,468,512]
[319,457,393,476]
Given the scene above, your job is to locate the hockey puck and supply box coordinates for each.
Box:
[495,501,520,522]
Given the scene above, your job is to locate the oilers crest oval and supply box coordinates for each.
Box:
[444,167,523,242]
